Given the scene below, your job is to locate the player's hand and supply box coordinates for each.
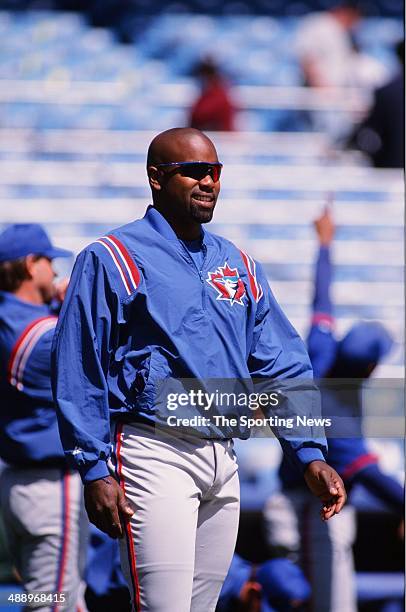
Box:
[84,476,134,539]
[304,460,346,521]
[314,206,335,246]
[53,278,70,302]
[239,581,262,612]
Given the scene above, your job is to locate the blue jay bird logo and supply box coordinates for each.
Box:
[206,262,246,306]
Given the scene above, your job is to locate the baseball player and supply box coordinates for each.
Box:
[0,224,88,611]
[217,553,311,611]
[52,128,346,612]
[266,208,404,612]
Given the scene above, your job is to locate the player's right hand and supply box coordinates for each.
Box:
[84,476,134,539]
[53,277,70,302]
[314,205,335,246]
[239,581,262,612]
[304,460,346,521]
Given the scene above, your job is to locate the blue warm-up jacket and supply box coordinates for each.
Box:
[0,291,66,466]
[52,206,326,483]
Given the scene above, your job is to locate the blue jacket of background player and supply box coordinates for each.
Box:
[52,206,327,483]
[0,290,66,466]
[279,246,403,514]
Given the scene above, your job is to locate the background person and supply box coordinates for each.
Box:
[217,553,310,612]
[265,207,404,612]
[0,224,88,611]
[296,1,362,88]
[348,39,404,168]
[189,58,236,131]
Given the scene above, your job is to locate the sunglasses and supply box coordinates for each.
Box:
[156,161,223,182]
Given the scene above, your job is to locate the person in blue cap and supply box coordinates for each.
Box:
[217,553,311,612]
[0,224,88,611]
[265,208,404,612]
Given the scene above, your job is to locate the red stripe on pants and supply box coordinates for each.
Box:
[53,472,70,612]
[116,424,141,611]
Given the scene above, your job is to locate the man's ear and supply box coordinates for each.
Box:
[24,254,37,279]
[147,166,162,192]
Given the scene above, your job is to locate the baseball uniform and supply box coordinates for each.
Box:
[0,291,88,612]
[52,205,327,612]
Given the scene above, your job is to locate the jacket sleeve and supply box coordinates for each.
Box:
[349,463,404,515]
[307,246,338,378]
[247,261,327,472]
[51,245,128,483]
[13,326,56,402]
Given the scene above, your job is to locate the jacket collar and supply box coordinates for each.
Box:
[143,205,213,246]
[0,290,50,314]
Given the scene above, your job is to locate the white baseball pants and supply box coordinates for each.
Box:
[111,422,240,612]
[0,467,88,612]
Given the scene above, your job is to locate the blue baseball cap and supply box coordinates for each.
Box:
[257,558,311,603]
[0,224,72,263]
[338,321,393,366]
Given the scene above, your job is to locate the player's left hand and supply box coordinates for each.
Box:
[304,460,346,521]
[239,581,262,612]
[53,277,69,302]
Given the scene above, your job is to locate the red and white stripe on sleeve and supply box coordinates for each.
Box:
[7,316,57,391]
[95,235,141,296]
[239,249,263,303]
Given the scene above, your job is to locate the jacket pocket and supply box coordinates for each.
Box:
[130,348,172,411]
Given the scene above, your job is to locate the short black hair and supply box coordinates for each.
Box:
[0,254,43,293]
[0,258,30,292]
[396,40,404,65]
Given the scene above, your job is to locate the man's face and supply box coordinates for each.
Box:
[154,136,221,226]
[31,256,56,303]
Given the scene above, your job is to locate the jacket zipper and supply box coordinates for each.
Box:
[200,243,207,310]
[179,241,208,311]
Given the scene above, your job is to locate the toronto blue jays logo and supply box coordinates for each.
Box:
[206,262,246,306]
